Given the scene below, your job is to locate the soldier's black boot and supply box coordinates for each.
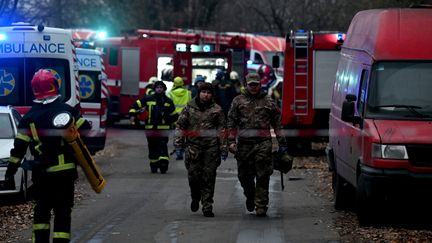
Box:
[203,210,215,217]
[255,207,267,217]
[191,199,199,212]
[246,196,255,212]
[150,162,159,173]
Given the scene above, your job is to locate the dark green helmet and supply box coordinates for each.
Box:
[273,151,293,174]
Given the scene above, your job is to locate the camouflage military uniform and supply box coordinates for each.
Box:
[174,97,227,214]
[227,90,286,213]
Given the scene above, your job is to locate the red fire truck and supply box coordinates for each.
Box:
[275,30,345,154]
[95,29,247,123]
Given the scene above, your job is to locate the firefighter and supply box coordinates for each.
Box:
[227,73,288,217]
[129,81,177,173]
[4,69,91,242]
[167,76,192,115]
[257,64,277,95]
[229,71,242,96]
[145,76,159,96]
[174,82,227,217]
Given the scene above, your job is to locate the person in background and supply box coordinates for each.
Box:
[229,71,242,96]
[174,83,227,217]
[167,76,192,160]
[129,81,178,173]
[212,69,237,116]
[5,69,91,242]
[227,73,288,217]
[191,75,206,98]
[145,76,159,96]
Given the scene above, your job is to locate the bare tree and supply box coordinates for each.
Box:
[0,0,19,24]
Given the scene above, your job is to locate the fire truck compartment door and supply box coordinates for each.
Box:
[121,48,140,96]
[313,50,340,109]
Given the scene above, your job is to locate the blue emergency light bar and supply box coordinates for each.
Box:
[337,33,344,43]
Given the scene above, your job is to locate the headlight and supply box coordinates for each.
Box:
[372,144,408,159]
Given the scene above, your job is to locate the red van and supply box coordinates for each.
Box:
[327,8,432,224]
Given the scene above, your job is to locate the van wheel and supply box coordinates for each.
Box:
[356,173,376,226]
[332,172,354,210]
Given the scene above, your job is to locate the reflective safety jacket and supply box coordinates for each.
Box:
[167,87,192,114]
[7,100,91,176]
[129,93,177,130]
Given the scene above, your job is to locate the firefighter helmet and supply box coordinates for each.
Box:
[230,71,239,80]
[31,69,60,99]
[153,81,167,91]
[149,76,158,84]
[216,69,224,79]
[173,76,184,87]
[273,151,293,174]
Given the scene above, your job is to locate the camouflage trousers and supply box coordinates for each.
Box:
[235,139,273,209]
[184,145,221,212]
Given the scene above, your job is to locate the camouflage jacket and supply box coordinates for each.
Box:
[174,98,227,150]
[227,91,286,145]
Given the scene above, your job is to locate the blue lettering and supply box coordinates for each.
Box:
[78,57,97,68]
[0,42,66,54]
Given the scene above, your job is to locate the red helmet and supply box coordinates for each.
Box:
[31,69,59,99]
[257,64,273,77]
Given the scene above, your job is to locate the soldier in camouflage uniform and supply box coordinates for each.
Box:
[227,73,288,217]
[174,83,227,217]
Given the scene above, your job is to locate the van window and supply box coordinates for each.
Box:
[109,47,118,66]
[357,69,369,117]
[366,61,432,119]
[78,70,101,103]
[253,53,264,64]
[0,58,71,106]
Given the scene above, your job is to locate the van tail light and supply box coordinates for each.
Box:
[100,98,107,128]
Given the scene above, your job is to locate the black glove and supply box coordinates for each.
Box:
[278,145,288,154]
[175,149,184,160]
[221,150,228,161]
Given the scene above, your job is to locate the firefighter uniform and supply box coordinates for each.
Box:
[6,100,91,243]
[174,83,227,216]
[227,73,287,216]
[129,81,177,173]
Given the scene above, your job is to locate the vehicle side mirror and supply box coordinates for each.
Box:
[272,55,280,69]
[341,94,361,125]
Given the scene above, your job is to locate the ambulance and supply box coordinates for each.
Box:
[0,23,79,114]
[76,48,107,154]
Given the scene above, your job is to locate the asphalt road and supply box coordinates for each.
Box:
[19,125,341,242]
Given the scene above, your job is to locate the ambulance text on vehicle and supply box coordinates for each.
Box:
[0,23,79,114]
[76,48,107,154]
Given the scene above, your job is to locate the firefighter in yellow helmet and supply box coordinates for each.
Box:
[167,76,192,160]
[168,76,192,115]
[5,69,92,242]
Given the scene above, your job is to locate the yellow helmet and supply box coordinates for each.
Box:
[173,76,184,87]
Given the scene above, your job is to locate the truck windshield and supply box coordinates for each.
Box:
[0,58,71,106]
[366,61,432,120]
[78,71,101,103]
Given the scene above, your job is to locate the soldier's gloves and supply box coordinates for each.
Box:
[221,150,228,161]
[228,143,237,154]
[278,145,289,154]
[175,149,184,160]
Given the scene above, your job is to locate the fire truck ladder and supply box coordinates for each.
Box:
[290,30,313,116]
